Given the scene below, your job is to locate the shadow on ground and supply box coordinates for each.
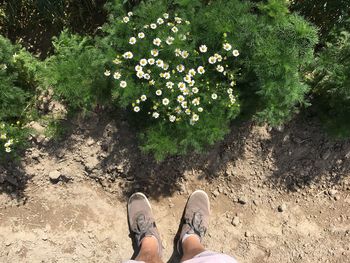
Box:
[266,114,350,191]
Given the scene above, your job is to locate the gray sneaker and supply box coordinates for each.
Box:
[127,192,163,256]
[177,190,211,254]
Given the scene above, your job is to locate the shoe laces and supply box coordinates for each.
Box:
[132,213,155,236]
[185,212,207,238]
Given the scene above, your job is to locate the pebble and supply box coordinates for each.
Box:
[86,138,95,146]
[212,190,220,197]
[245,231,252,237]
[231,216,240,226]
[49,170,61,183]
[238,196,248,205]
[278,203,287,212]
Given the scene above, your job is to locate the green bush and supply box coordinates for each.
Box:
[101,0,317,160]
[0,35,38,159]
[308,20,350,137]
[103,7,240,160]
[41,30,112,112]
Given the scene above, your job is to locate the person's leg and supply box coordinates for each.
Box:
[177,190,210,261]
[127,192,163,263]
[135,236,162,263]
[181,235,206,261]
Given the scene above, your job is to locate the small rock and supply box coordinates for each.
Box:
[49,170,61,183]
[212,190,220,197]
[5,241,12,246]
[86,138,95,146]
[329,189,338,196]
[245,231,252,237]
[231,216,240,227]
[334,195,341,201]
[238,196,248,205]
[278,203,287,212]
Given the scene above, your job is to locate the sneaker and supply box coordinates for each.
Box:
[127,192,162,256]
[177,190,211,254]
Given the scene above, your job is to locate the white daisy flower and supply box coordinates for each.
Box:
[189,69,196,76]
[129,37,137,45]
[198,107,203,112]
[150,23,157,29]
[128,11,133,16]
[149,80,155,85]
[163,13,169,19]
[140,59,148,66]
[214,53,223,62]
[199,45,207,53]
[163,63,169,70]
[181,101,188,108]
[177,64,185,72]
[230,80,236,87]
[216,65,224,72]
[120,81,127,88]
[178,82,186,91]
[166,36,174,45]
[152,112,160,118]
[192,98,200,106]
[208,56,217,64]
[136,71,144,78]
[123,51,133,59]
[148,58,155,65]
[192,87,199,94]
[197,66,205,74]
[232,49,240,57]
[156,89,162,96]
[143,24,149,29]
[192,114,199,121]
[151,49,159,57]
[227,88,233,94]
[135,65,143,71]
[141,95,147,101]
[156,59,164,68]
[5,147,11,153]
[185,109,191,115]
[123,17,130,23]
[143,73,150,80]
[182,88,190,95]
[171,26,178,33]
[183,75,192,83]
[113,72,121,79]
[153,38,162,46]
[138,32,145,39]
[189,80,195,87]
[174,17,182,23]
[177,95,185,103]
[211,93,218,100]
[169,115,176,122]
[163,72,171,79]
[174,48,181,57]
[166,82,174,89]
[162,98,170,105]
[181,50,189,59]
[157,18,164,24]
[223,43,232,51]
[134,106,140,112]
[104,70,111,76]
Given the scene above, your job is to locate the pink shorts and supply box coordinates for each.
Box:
[124,251,238,263]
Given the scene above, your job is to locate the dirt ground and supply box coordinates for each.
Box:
[1,113,350,263]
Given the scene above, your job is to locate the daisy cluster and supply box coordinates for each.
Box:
[0,122,16,153]
[105,12,239,125]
